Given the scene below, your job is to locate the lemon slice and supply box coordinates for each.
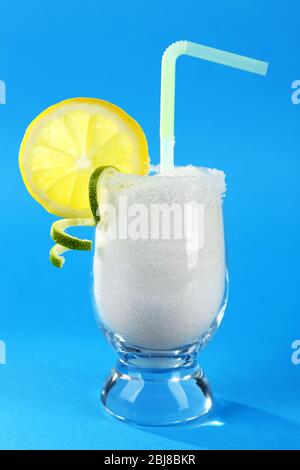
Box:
[19,98,149,218]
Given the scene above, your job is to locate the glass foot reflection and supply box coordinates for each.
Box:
[101,359,213,426]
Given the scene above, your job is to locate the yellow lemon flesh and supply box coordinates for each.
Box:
[19,98,149,218]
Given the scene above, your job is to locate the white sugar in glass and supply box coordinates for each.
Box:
[93,166,226,350]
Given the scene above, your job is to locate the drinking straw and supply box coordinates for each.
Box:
[160,41,269,172]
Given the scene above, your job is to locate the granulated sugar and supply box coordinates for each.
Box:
[93,166,226,350]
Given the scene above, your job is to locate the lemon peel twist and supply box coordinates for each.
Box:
[49,166,119,268]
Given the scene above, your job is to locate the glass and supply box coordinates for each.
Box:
[92,167,228,426]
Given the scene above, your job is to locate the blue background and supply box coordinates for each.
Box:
[0,0,300,450]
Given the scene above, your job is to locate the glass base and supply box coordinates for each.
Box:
[101,353,213,426]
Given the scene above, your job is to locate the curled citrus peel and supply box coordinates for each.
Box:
[89,165,118,223]
[51,218,94,250]
[49,244,70,268]
[49,166,119,268]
